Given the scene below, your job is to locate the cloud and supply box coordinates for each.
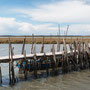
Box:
[0,17,90,35]
[13,0,90,23]
[0,0,89,35]
[0,17,58,35]
[0,17,35,35]
[65,24,90,35]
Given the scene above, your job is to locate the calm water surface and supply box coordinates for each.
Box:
[0,44,90,90]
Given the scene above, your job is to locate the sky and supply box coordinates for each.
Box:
[0,0,90,35]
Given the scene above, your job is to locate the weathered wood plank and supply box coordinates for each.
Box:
[0,49,89,63]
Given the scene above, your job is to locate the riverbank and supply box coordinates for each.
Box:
[0,35,89,44]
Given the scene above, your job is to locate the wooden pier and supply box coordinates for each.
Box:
[0,36,90,85]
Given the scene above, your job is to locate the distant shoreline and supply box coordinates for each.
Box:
[0,35,89,44]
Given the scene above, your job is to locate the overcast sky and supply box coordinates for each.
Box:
[0,0,90,35]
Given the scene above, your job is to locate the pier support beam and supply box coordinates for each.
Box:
[46,57,49,76]
[24,50,28,80]
[9,38,16,85]
[9,61,15,85]
[33,55,37,78]
[0,67,2,84]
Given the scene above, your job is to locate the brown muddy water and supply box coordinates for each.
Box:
[0,70,90,90]
[0,44,90,90]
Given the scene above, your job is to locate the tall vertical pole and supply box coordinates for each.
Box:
[51,44,57,75]
[9,37,16,85]
[57,24,60,52]
[10,44,15,85]
[40,36,44,53]
[58,24,60,36]
[50,34,52,52]
[33,38,37,77]
[65,25,69,42]
[46,57,49,76]
[24,50,28,80]
[22,37,26,55]
[9,37,11,84]
[11,46,15,85]
[31,34,34,54]
[0,67,2,84]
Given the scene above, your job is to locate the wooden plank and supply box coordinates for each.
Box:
[0,49,89,63]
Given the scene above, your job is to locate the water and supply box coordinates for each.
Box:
[0,44,90,90]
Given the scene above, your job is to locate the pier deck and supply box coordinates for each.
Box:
[0,51,66,63]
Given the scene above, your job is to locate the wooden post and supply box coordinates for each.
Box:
[70,41,75,71]
[46,57,49,76]
[29,59,31,72]
[57,24,60,52]
[40,37,44,53]
[22,37,26,55]
[33,42,37,78]
[19,37,26,74]
[50,35,52,52]
[84,41,89,68]
[9,37,11,84]
[10,44,16,85]
[78,41,84,69]
[9,38,15,85]
[0,67,2,84]
[24,50,28,80]
[51,44,58,75]
[62,38,69,73]
[57,40,60,52]
[33,55,37,77]
[31,34,34,54]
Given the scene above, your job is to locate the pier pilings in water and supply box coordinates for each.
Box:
[0,36,90,85]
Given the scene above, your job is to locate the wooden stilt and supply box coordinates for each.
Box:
[33,42,37,78]
[31,34,34,54]
[84,41,89,68]
[9,38,16,85]
[29,59,31,72]
[33,56,37,77]
[78,41,84,69]
[51,44,58,75]
[18,37,26,74]
[46,57,49,76]
[62,38,69,73]
[57,24,60,52]
[9,38,11,84]
[0,67,2,84]
[40,37,44,53]
[24,50,28,80]
[22,37,26,55]
[10,45,16,85]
